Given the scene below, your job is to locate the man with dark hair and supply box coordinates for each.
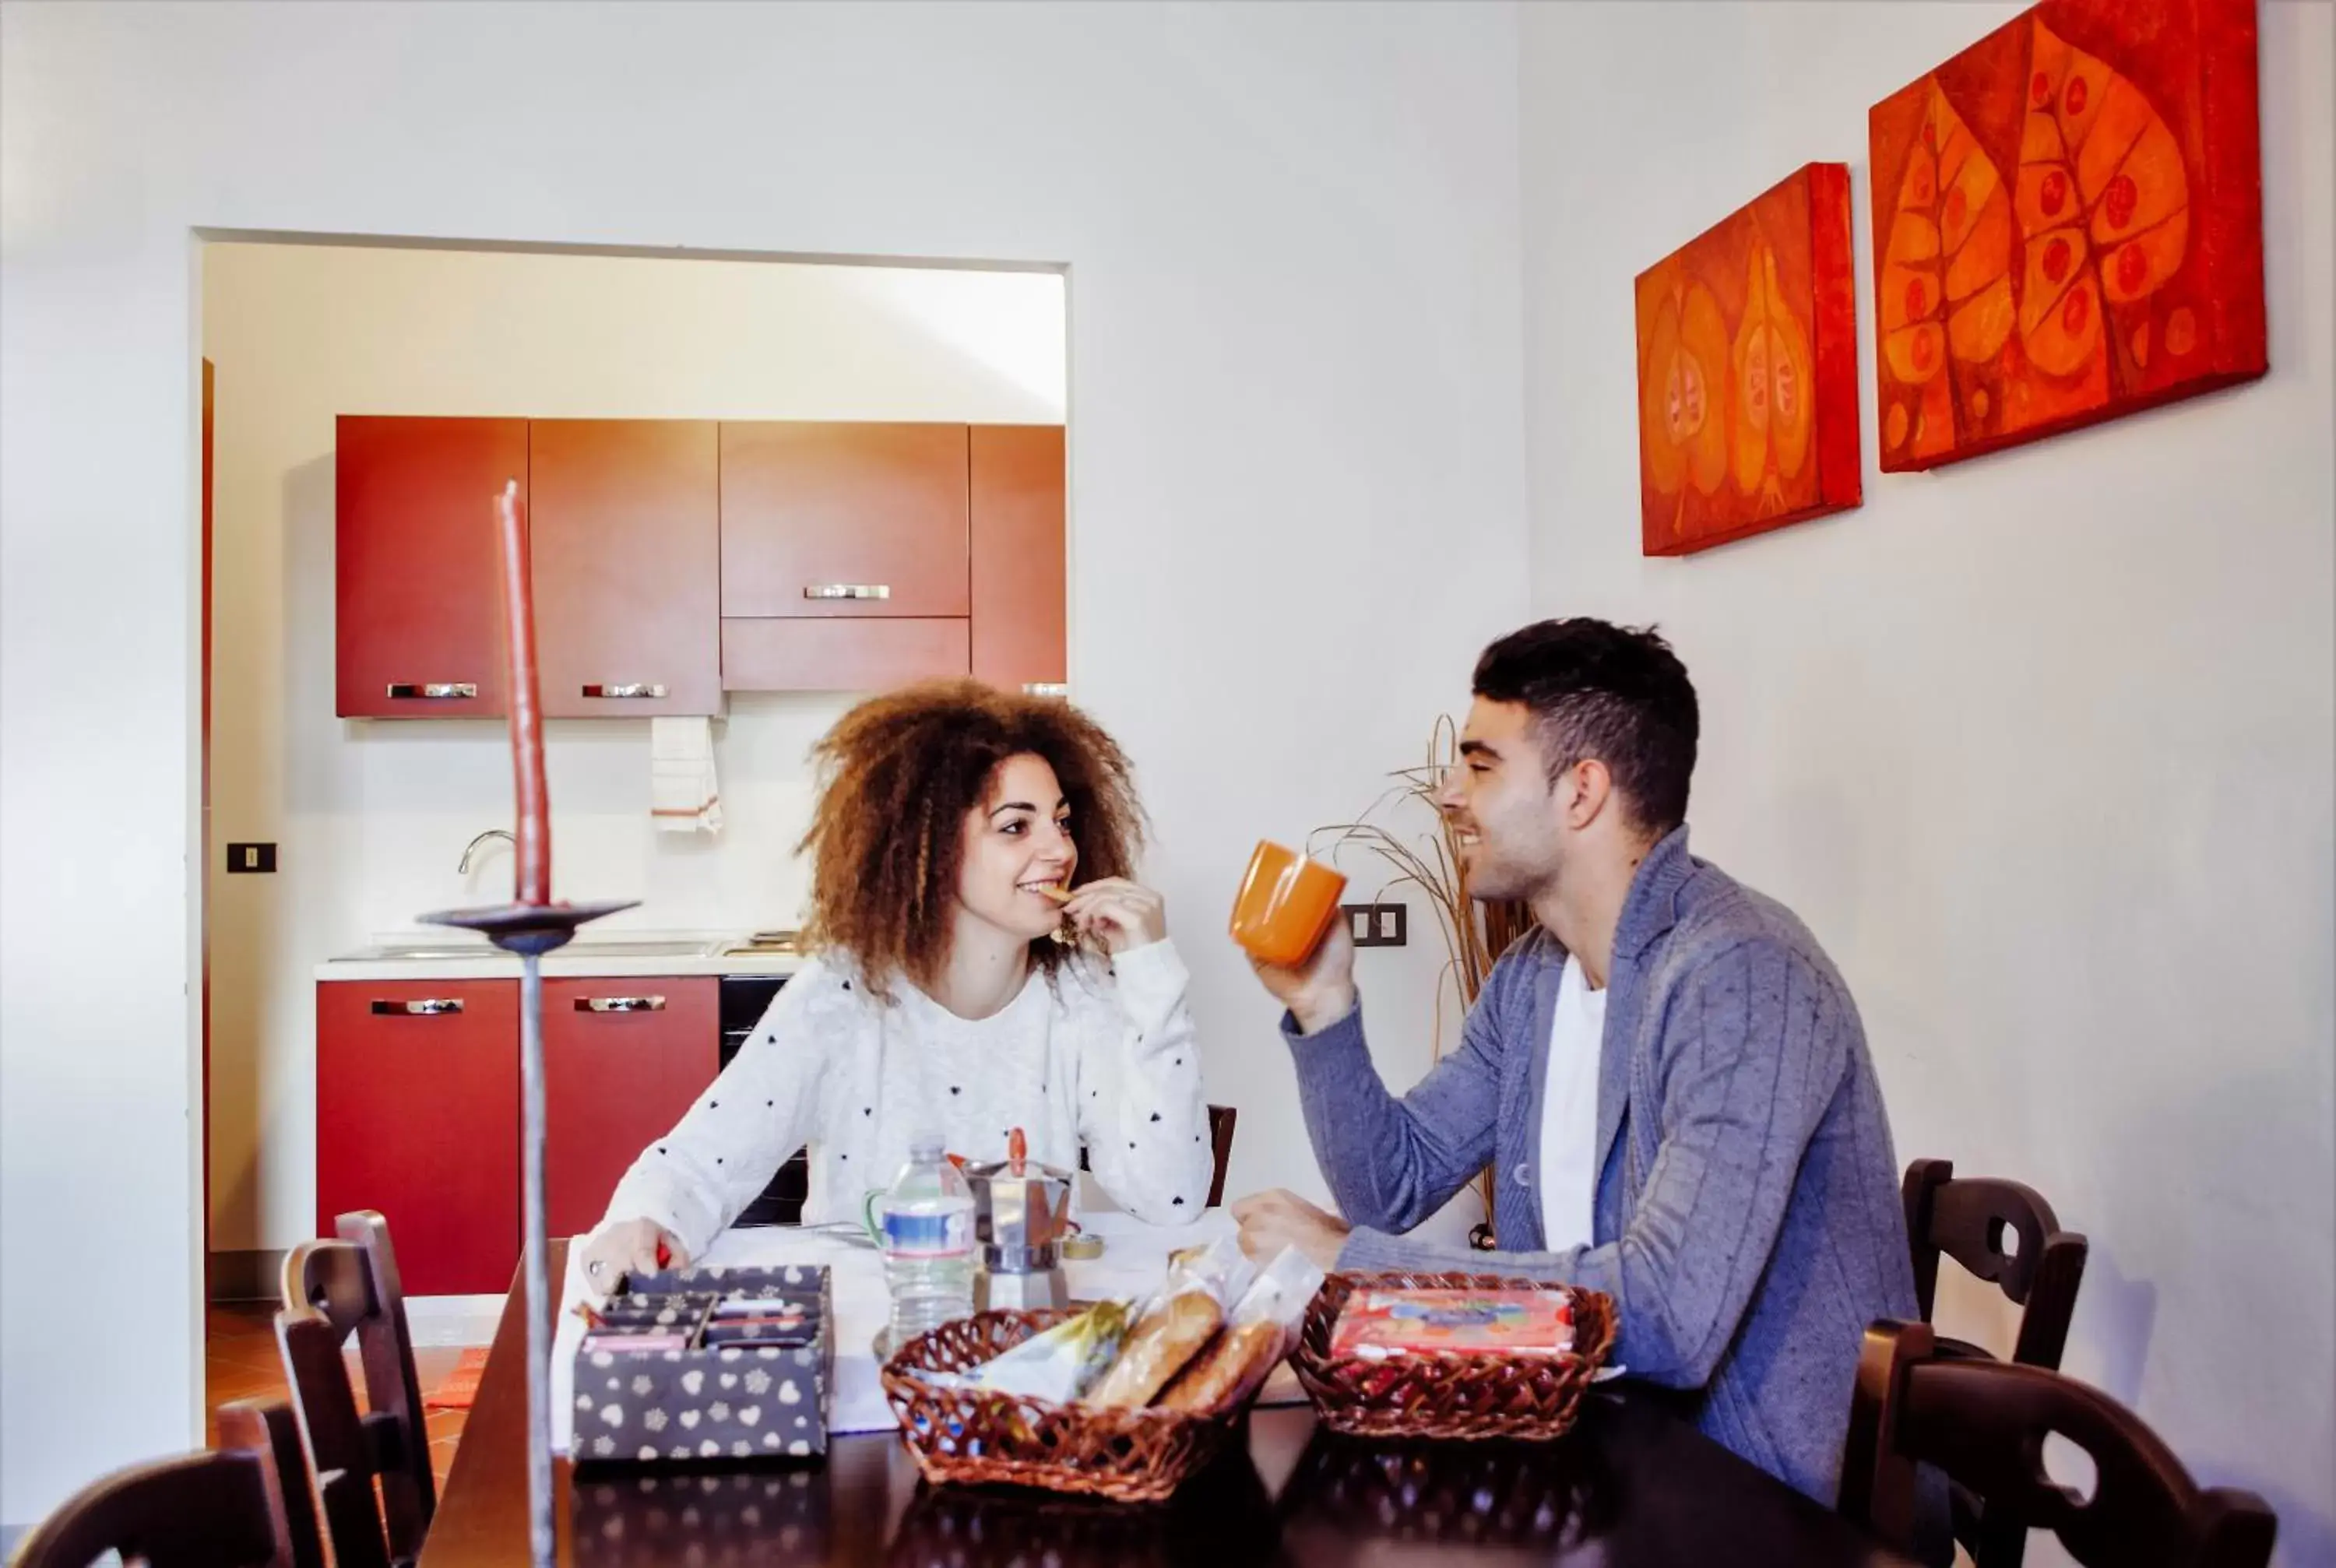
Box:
[1233,617,1924,1510]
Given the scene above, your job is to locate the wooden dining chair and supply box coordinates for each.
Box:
[14,1398,322,1568]
[1205,1103,1238,1208]
[1902,1158,2090,1372]
[1075,1104,1238,1208]
[1842,1320,2277,1568]
[1902,1158,2091,1566]
[276,1209,435,1568]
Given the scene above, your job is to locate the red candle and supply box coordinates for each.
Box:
[494,480,552,907]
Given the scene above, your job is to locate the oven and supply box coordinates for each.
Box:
[719,972,808,1227]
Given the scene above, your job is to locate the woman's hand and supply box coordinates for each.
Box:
[1059,877,1169,955]
[579,1217,688,1293]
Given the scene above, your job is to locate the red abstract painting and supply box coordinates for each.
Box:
[1870,0,2265,471]
[1636,163,1862,557]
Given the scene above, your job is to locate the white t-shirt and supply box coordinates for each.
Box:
[1536,953,1606,1253]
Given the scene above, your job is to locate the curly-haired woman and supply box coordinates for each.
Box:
[578,680,1212,1285]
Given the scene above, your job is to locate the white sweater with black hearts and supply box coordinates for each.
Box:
[596,939,1214,1260]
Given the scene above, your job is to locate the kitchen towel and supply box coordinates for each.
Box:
[650,715,723,835]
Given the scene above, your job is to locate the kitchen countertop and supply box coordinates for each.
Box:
[315,930,807,983]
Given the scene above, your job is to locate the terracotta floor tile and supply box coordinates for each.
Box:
[206,1373,285,1401]
[202,1302,480,1475]
[206,1366,288,1398]
[206,1354,285,1386]
[207,1344,289,1380]
[206,1308,276,1343]
[208,1327,281,1356]
[413,1354,470,1395]
[208,1341,280,1373]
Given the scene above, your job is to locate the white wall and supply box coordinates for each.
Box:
[1520,3,2333,1560]
[202,244,1068,1255]
[0,0,1528,1519]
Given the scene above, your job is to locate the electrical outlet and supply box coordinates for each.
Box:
[1343,902,1408,947]
[226,842,277,874]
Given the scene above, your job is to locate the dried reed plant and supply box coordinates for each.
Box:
[1308,716,1534,1240]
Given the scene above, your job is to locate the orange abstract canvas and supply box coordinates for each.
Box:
[1636,163,1861,557]
[1870,0,2264,471]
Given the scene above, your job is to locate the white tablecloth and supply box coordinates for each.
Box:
[551,1208,1265,1454]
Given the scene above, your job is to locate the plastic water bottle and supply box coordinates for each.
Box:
[875,1134,976,1343]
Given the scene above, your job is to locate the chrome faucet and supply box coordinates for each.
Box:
[459,828,515,874]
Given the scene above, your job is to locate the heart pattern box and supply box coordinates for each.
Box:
[570,1263,834,1468]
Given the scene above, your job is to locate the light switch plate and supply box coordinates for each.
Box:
[226,842,277,874]
[1343,902,1407,947]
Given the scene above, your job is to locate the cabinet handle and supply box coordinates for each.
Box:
[386,683,477,700]
[581,683,668,699]
[576,996,667,1013]
[1022,682,1070,698]
[371,998,464,1016]
[802,584,891,601]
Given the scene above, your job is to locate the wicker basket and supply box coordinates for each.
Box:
[878,1309,1242,1503]
[1290,1271,1617,1442]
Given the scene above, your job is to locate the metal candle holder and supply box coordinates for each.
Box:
[420,480,635,1566]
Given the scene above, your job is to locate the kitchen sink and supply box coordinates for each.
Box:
[342,940,495,962]
[562,938,722,958]
[339,936,724,962]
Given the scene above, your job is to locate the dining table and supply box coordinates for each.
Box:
[420,1236,1919,1567]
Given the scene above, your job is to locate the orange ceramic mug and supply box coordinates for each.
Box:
[1229,841,1349,968]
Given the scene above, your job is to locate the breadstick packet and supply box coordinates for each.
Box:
[952,1299,1132,1403]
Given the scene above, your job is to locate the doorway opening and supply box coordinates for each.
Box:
[195,233,1070,1449]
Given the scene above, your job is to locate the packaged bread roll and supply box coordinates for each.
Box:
[1084,1236,1251,1408]
[1156,1244,1326,1415]
[1158,1320,1280,1412]
[1087,1291,1223,1408]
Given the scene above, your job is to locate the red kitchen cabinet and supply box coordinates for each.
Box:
[544,978,719,1239]
[529,420,723,718]
[336,417,526,719]
[969,425,1068,694]
[336,416,1064,708]
[720,617,969,693]
[316,979,519,1296]
[720,423,971,619]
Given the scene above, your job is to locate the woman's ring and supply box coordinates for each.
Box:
[586,1259,606,1277]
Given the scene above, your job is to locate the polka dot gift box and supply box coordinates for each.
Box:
[572,1264,833,1467]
